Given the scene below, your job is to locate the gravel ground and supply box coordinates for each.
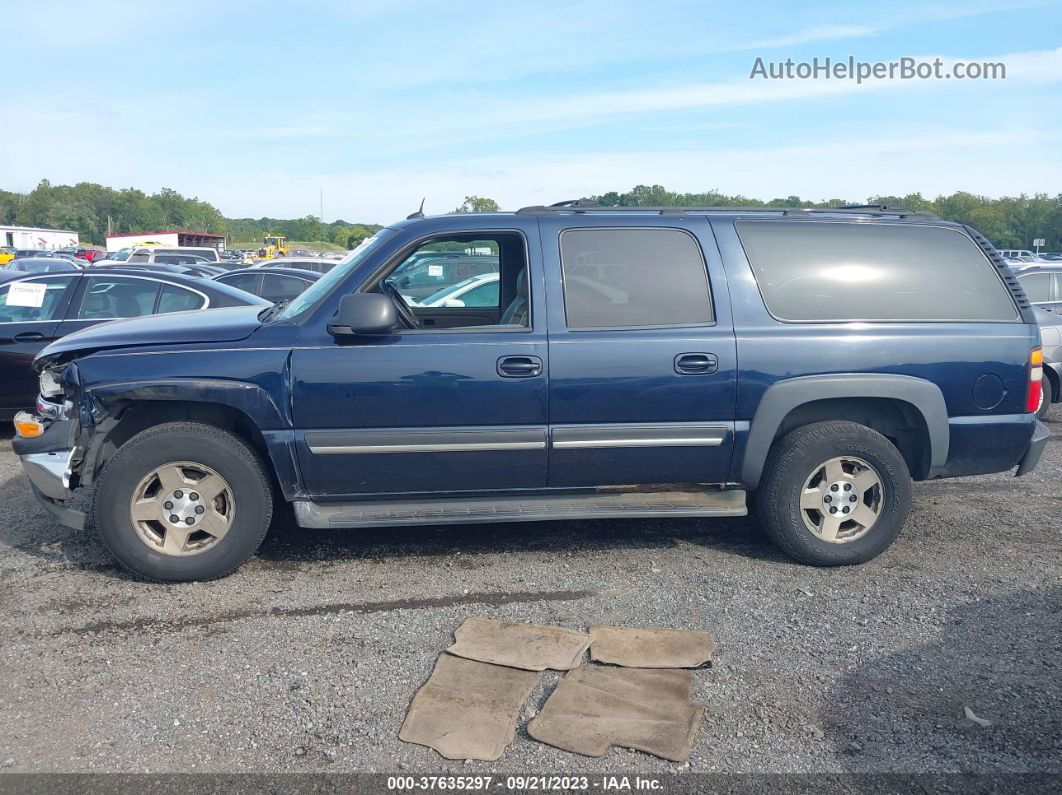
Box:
[0,416,1059,777]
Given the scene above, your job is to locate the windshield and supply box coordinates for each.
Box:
[274,229,395,321]
[111,249,131,261]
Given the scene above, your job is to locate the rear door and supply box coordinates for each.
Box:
[0,275,78,413]
[541,218,738,487]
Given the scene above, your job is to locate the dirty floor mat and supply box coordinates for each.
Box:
[399,653,540,761]
[589,626,716,668]
[446,617,591,671]
[527,666,705,762]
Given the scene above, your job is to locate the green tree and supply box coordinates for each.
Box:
[453,195,500,213]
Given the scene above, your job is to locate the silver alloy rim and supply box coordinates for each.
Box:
[129,462,234,556]
[799,456,883,544]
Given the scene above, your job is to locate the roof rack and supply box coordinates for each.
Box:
[515,202,939,220]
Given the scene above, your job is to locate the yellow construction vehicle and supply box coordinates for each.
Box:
[257,235,290,260]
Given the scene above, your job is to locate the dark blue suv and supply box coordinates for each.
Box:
[13,203,1050,581]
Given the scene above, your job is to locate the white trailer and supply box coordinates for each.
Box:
[106,231,225,252]
[0,225,78,251]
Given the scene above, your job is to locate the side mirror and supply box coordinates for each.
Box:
[328,293,397,337]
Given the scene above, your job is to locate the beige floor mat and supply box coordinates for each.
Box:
[527,665,704,762]
[399,653,539,761]
[446,617,591,671]
[589,626,716,668]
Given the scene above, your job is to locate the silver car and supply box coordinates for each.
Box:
[1036,307,1061,418]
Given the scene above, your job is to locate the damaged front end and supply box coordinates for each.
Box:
[13,359,112,531]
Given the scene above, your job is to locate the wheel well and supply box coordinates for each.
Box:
[773,397,931,479]
[1043,364,1060,403]
[91,401,274,486]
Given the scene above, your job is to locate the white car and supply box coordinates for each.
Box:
[409,272,500,307]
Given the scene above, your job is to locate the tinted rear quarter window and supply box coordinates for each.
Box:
[158,284,205,313]
[1017,272,1052,302]
[559,228,713,329]
[736,221,1018,322]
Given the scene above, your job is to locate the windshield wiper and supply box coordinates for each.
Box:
[260,298,291,322]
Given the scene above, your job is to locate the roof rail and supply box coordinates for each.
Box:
[515,202,939,220]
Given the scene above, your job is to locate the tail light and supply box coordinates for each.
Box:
[1026,347,1043,413]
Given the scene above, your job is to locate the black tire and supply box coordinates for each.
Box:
[755,421,912,566]
[94,422,273,582]
[1036,375,1054,420]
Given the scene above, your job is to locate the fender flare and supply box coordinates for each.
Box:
[741,373,950,488]
[86,378,288,429]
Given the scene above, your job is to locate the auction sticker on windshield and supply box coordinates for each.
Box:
[8,282,48,308]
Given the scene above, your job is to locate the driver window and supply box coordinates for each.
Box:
[378,233,529,329]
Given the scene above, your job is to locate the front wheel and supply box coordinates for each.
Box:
[94,422,273,581]
[755,421,912,566]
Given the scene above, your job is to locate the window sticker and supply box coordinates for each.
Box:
[8,282,48,308]
[427,264,444,277]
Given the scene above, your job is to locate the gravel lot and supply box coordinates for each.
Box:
[0,416,1059,777]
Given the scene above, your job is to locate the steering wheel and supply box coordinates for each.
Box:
[381,279,419,329]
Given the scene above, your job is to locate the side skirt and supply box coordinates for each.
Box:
[293,488,747,529]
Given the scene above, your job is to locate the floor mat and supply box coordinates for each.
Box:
[589,625,716,668]
[527,666,705,762]
[399,653,540,761]
[446,617,591,671]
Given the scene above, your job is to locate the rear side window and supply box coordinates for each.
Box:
[1017,272,1051,302]
[78,277,161,319]
[219,273,260,294]
[158,284,205,313]
[260,273,312,302]
[736,221,1018,322]
[559,228,713,329]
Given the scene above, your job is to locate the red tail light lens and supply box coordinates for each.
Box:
[1026,347,1044,413]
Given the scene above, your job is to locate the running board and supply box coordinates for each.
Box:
[294,489,747,529]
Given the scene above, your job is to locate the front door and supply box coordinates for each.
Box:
[541,219,738,488]
[0,275,78,414]
[291,228,548,498]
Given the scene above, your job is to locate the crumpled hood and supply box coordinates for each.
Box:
[36,305,267,363]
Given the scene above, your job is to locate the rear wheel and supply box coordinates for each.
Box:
[755,421,912,565]
[94,422,273,581]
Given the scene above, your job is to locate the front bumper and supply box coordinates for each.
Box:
[15,408,89,531]
[1016,419,1051,477]
[19,448,87,531]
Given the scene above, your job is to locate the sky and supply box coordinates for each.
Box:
[3,0,1061,224]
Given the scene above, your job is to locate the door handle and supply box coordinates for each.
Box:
[13,332,46,343]
[497,355,543,378]
[674,352,717,375]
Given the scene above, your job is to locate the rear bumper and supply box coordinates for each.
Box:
[1016,419,1051,477]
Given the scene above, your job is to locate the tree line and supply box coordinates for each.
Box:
[0,181,383,250]
[594,186,1062,250]
[1,181,1058,251]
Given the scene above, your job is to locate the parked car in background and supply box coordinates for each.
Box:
[999,249,1046,262]
[58,247,107,264]
[253,257,340,274]
[108,262,227,279]
[95,246,222,266]
[12,204,1049,581]
[6,257,81,273]
[0,247,15,266]
[214,266,320,303]
[1034,307,1061,418]
[410,271,499,307]
[1014,265,1062,314]
[388,253,499,301]
[0,268,267,419]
